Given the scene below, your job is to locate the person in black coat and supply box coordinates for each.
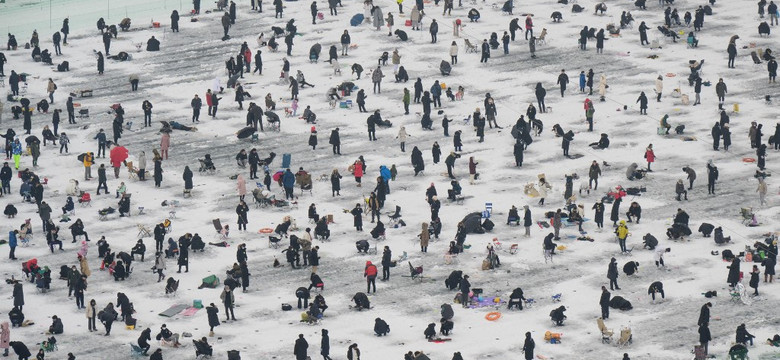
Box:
[329,128,341,155]
[727,257,740,287]
[294,334,308,360]
[523,205,532,236]
[229,1,237,23]
[411,146,424,176]
[599,286,610,319]
[381,246,392,280]
[170,10,180,32]
[350,204,363,231]
[321,329,331,360]
[507,287,526,310]
[13,282,24,310]
[480,39,490,63]
[356,89,367,112]
[182,166,193,192]
[557,70,569,97]
[514,139,524,167]
[648,281,664,301]
[153,159,163,188]
[607,257,620,290]
[9,341,31,360]
[698,302,711,326]
[699,323,711,355]
[424,323,436,339]
[736,323,755,346]
[206,303,220,334]
[535,83,546,112]
[374,318,390,336]
[561,130,573,156]
[459,275,471,307]
[711,122,722,150]
[149,349,163,360]
[638,21,649,45]
[522,332,535,360]
[636,92,648,114]
[138,327,151,355]
[610,197,621,226]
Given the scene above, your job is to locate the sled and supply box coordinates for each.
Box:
[537,221,550,229]
[428,338,452,343]
[158,304,189,317]
[181,307,200,316]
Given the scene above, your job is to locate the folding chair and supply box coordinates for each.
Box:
[268,235,283,248]
[482,202,493,219]
[137,224,152,238]
[617,327,632,347]
[597,318,613,344]
[79,193,92,207]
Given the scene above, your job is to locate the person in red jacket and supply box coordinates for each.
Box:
[644,144,655,171]
[206,89,214,116]
[244,48,252,73]
[525,15,534,40]
[364,261,377,293]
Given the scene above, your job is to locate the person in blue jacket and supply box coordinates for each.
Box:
[8,230,18,260]
[579,71,586,93]
[282,168,296,200]
[379,165,392,194]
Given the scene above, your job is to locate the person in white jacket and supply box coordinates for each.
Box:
[396,126,410,152]
[449,41,459,64]
[137,151,147,181]
[655,247,670,268]
[538,177,551,205]
[655,75,663,102]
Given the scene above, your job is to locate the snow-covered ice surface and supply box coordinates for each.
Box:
[1,0,780,359]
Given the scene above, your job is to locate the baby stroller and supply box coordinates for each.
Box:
[252,188,274,208]
[408,262,423,281]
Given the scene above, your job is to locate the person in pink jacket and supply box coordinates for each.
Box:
[0,322,10,356]
[160,133,170,160]
[237,175,247,201]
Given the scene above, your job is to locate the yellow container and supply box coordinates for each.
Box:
[733,103,740,112]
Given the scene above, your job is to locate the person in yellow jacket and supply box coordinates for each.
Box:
[615,220,629,253]
[83,152,94,180]
[397,0,404,13]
